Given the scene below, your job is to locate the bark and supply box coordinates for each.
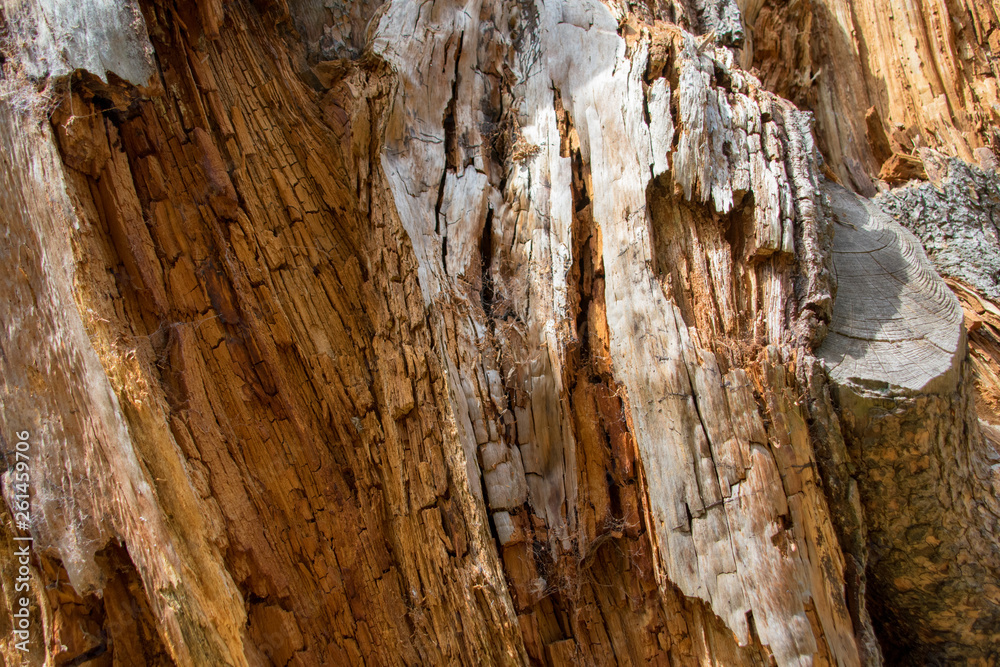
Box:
[0,1,997,666]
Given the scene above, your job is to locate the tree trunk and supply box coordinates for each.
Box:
[0,1,997,666]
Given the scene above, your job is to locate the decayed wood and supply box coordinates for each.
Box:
[375,1,800,662]
[831,364,1000,664]
[0,0,998,665]
[376,2,867,663]
[817,181,1000,663]
[949,278,1000,454]
[741,0,1000,192]
[2,1,527,665]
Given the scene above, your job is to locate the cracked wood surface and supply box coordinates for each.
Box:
[817,182,999,663]
[377,3,859,663]
[740,0,1000,192]
[0,0,998,665]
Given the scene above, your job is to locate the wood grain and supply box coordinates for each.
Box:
[0,0,997,664]
[819,182,965,393]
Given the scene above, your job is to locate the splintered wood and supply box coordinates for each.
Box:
[377,2,855,665]
[741,0,1000,194]
[0,0,998,665]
